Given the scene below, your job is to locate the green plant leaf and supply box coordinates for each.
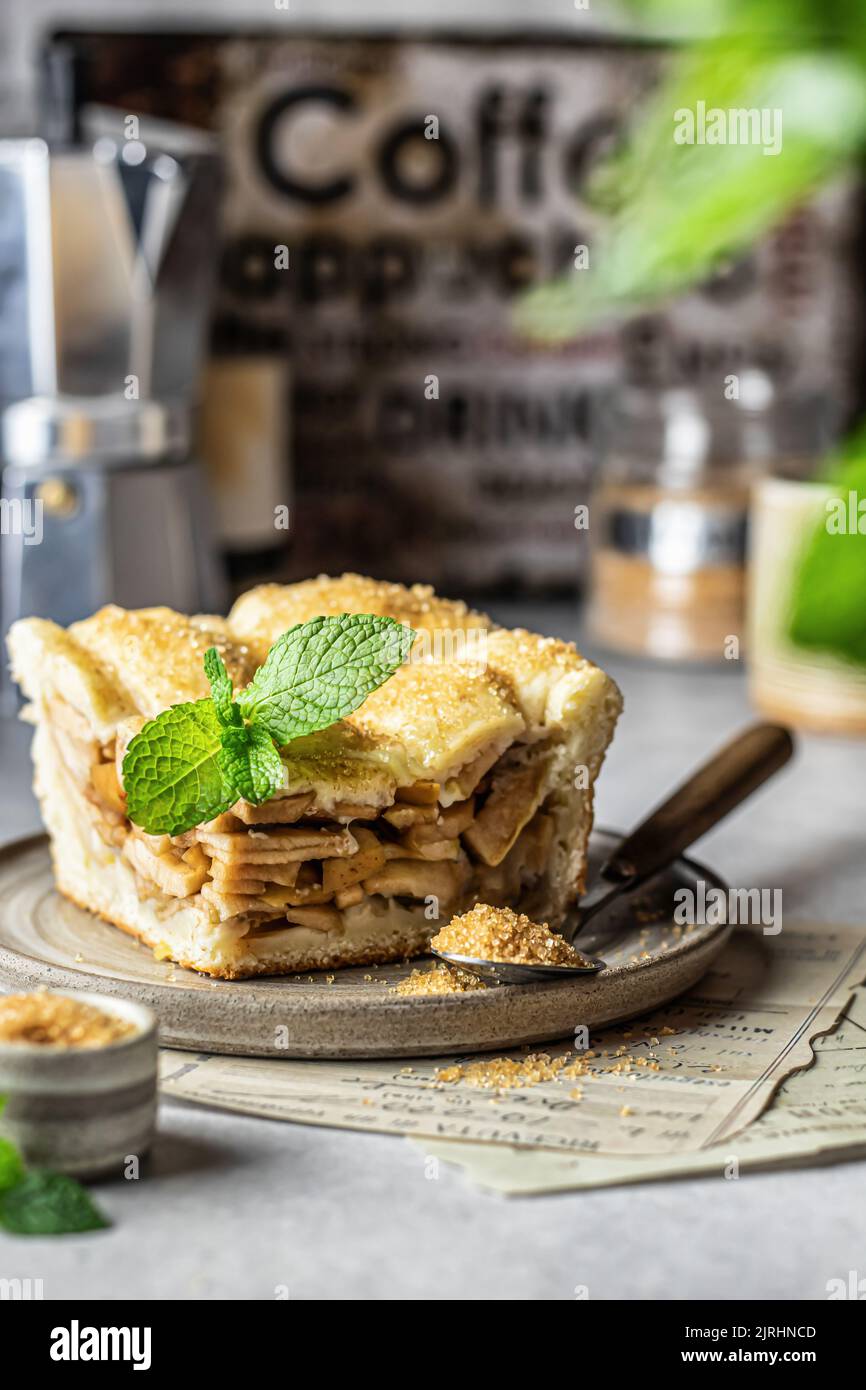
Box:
[122,699,234,836]
[204,647,241,729]
[619,0,832,37]
[0,1169,108,1235]
[787,452,866,667]
[0,1136,24,1193]
[237,614,415,745]
[516,41,866,340]
[218,723,286,805]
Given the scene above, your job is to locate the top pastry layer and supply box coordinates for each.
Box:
[8,572,621,787]
[228,574,491,658]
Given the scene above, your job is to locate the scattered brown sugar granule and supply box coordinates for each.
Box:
[436,1051,581,1090]
[431,903,591,967]
[0,992,136,1048]
[394,963,486,996]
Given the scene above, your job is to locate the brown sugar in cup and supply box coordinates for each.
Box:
[0,992,137,1047]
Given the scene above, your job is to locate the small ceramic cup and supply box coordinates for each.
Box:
[0,991,158,1179]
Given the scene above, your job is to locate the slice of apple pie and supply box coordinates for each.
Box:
[8,574,621,978]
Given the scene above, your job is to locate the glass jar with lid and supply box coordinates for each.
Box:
[585,375,834,663]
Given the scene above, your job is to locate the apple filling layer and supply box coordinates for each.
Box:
[76,724,558,942]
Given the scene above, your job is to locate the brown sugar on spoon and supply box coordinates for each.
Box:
[431,903,592,968]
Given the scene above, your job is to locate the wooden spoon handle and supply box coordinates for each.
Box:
[601,722,794,889]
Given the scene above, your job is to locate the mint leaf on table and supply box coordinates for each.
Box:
[0,1103,108,1236]
[123,698,234,836]
[0,1136,24,1193]
[0,1169,108,1235]
[237,614,415,744]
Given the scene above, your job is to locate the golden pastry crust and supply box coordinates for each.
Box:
[228,572,491,662]
[10,579,612,771]
[9,606,257,738]
[483,627,614,731]
[69,605,257,719]
[346,659,523,783]
[8,616,136,741]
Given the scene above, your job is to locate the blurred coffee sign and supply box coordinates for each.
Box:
[46,31,862,590]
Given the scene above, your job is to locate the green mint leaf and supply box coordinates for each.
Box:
[243,725,286,802]
[0,1136,24,1193]
[123,613,413,834]
[123,698,235,836]
[204,647,241,729]
[218,724,286,806]
[237,614,415,744]
[787,452,866,668]
[0,1169,108,1235]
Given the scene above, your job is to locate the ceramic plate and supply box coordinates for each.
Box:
[0,832,730,1058]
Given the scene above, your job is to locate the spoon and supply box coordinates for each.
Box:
[432,721,794,985]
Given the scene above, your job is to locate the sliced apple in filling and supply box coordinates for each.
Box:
[462,761,546,866]
[196,826,357,862]
[363,858,466,906]
[90,760,126,814]
[322,828,387,894]
[232,793,314,825]
[395,781,440,805]
[123,834,208,897]
[283,904,342,932]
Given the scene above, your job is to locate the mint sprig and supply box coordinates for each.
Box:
[0,1110,107,1236]
[123,699,234,837]
[122,613,414,836]
[0,1136,24,1192]
[0,1169,108,1235]
[204,646,241,729]
[205,647,287,809]
[219,723,286,806]
[238,613,414,742]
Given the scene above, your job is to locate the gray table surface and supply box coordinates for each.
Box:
[1,601,864,1301]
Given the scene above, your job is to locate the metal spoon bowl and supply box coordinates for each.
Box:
[432,951,607,985]
[432,722,794,986]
